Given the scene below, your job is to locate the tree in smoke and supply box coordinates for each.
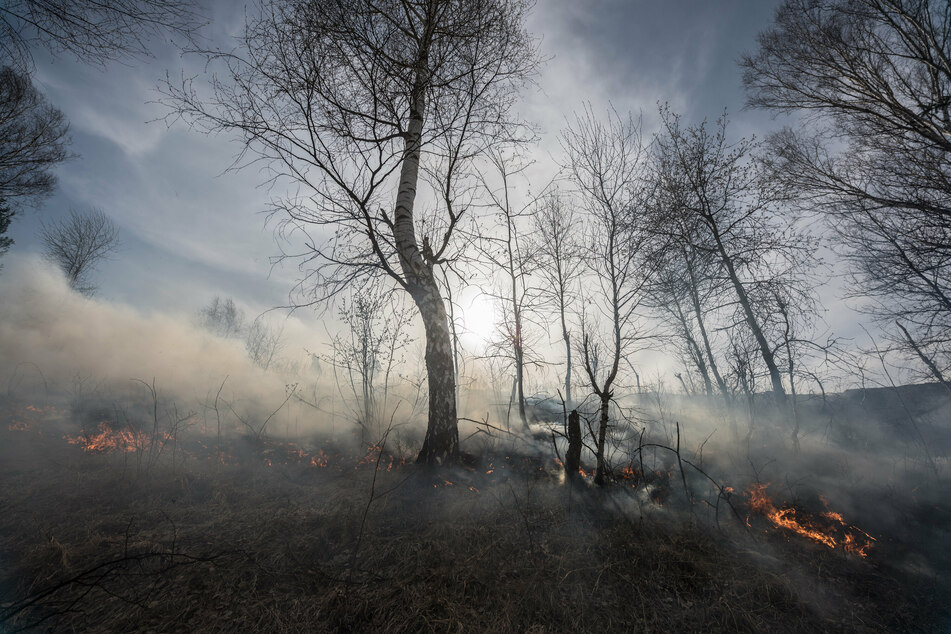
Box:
[534,189,583,409]
[245,316,284,371]
[743,0,951,385]
[651,109,818,413]
[326,285,415,442]
[641,231,728,402]
[39,207,120,295]
[477,148,545,428]
[0,0,203,71]
[728,328,760,441]
[643,141,735,403]
[770,284,836,450]
[199,296,246,339]
[0,0,202,265]
[562,106,656,486]
[198,295,288,372]
[165,0,540,464]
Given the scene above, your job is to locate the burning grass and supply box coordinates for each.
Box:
[746,483,877,557]
[0,396,948,632]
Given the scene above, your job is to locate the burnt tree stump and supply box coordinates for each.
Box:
[565,409,582,480]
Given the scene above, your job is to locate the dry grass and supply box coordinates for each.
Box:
[0,400,946,633]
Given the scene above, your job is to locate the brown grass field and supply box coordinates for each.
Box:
[1,395,947,633]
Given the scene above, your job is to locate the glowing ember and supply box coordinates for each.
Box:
[6,404,58,432]
[310,451,329,468]
[746,483,875,556]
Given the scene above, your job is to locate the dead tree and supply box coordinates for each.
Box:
[534,189,584,409]
[565,409,582,480]
[562,105,655,486]
[165,0,540,464]
[39,207,120,295]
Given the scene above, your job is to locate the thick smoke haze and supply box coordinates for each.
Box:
[0,254,319,416]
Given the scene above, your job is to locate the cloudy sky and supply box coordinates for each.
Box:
[7,0,796,345]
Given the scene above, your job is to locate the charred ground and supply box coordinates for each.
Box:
[1,386,948,633]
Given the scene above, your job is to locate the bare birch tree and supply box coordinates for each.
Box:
[562,106,655,486]
[534,189,583,409]
[477,148,542,428]
[327,285,415,442]
[165,0,539,463]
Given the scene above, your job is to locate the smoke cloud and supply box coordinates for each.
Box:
[0,254,315,416]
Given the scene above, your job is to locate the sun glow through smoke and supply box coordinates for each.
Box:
[459,292,498,351]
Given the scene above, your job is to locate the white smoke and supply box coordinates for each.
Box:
[0,254,315,412]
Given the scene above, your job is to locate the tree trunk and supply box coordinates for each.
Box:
[778,300,800,453]
[710,227,787,408]
[392,40,458,465]
[504,179,527,426]
[561,306,572,407]
[514,338,526,425]
[738,365,755,445]
[687,336,713,396]
[414,281,459,464]
[506,375,516,430]
[675,299,713,396]
[684,251,730,402]
[787,359,800,453]
[593,393,611,486]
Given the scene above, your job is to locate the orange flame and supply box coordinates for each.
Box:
[65,422,149,453]
[747,483,875,556]
[7,404,58,432]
